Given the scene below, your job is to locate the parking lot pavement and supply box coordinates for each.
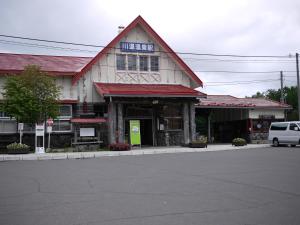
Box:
[0,146,299,225]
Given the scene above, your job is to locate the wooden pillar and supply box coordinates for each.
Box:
[108,102,116,144]
[117,103,124,143]
[183,102,190,144]
[189,102,196,142]
[208,113,211,143]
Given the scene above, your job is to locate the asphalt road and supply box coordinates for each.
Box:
[1,147,300,225]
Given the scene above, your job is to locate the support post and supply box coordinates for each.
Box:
[296,53,300,120]
[280,71,284,103]
[208,113,211,143]
[189,102,196,142]
[183,103,190,144]
[108,102,116,144]
[117,103,124,143]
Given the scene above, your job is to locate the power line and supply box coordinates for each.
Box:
[206,78,279,84]
[0,34,294,58]
[205,79,279,86]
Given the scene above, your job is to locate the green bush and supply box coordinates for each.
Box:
[7,142,30,154]
[232,138,247,146]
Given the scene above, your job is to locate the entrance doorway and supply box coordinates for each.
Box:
[125,119,153,146]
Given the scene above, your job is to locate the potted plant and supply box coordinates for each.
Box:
[189,136,208,148]
[7,142,30,154]
[232,138,247,146]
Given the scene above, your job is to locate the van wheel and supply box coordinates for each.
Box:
[291,145,296,147]
[273,138,279,147]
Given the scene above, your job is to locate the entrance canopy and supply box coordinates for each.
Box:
[94,83,206,98]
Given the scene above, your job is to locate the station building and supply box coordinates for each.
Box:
[0,16,205,148]
[0,16,291,148]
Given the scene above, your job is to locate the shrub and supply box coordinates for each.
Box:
[7,142,30,154]
[108,143,130,151]
[232,138,247,146]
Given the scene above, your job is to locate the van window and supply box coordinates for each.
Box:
[270,123,288,131]
[289,123,298,131]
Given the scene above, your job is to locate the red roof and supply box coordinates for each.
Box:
[71,118,106,124]
[94,83,206,97]
[197,95,292,109]
[72,15,203,87]
[0,53,92,76]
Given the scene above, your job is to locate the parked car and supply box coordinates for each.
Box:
[268,121,300,147]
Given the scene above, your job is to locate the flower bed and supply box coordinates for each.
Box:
[108,143,131,151]
[7,142,30,154]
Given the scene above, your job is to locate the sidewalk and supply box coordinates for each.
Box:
[0,144,270,162]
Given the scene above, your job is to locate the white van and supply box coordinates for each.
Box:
[268,121,300,147]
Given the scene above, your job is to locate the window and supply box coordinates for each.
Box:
[59,105,72,118]
[116,54,126,70]
[289,123,299,131]
[127,55,137,71]
[52,120,71,132]
[139,56,148,71]
[165,118,183,130]
[270,123,288,131]
[0,111,9,118]
[150,56,159,71]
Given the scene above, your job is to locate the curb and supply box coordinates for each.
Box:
[0,144,270,162]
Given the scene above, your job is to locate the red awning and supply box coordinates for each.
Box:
[71,118,106,124]
[94,83,206,98]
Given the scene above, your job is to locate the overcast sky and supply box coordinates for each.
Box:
[0,0,299,97]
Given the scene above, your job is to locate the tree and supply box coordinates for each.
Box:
[251,91,265,98]
[2,65,60,124]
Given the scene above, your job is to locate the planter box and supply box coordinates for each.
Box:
[189,143,207,148]
[7,148,30,154]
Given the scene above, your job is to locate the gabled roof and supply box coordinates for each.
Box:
[72,15,203,87]
[0,53,92,76]
[94,83,206,98]
[196,95,292,109]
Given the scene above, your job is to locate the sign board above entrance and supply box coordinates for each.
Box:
[120,42,154,53]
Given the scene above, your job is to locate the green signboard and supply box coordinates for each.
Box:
[130,120,141,146]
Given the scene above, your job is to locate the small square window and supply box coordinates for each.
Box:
[128,55,137,71]
[116,54,126,70]
[151,56,159,71]
[139,56,148,71]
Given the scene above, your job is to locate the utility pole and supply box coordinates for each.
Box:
[280,71,284,103]
[296,53,300,120]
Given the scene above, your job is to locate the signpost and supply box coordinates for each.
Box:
[18,123,24,144]
[35,123,45,153]
[47,118,53,149]
[129,120,141,147]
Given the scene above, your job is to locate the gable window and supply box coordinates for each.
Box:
[116,54,126,70]
[150,56,159,71]
[128,55,137,71]
[139,56,148,71]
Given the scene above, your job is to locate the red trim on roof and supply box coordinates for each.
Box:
[71,118,106,124]
[72,16,203,87]
[94,82,206,97]
[58,99,78,104]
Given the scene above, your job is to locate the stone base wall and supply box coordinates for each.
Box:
[157,131,183,146]
[250,132,269,144]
